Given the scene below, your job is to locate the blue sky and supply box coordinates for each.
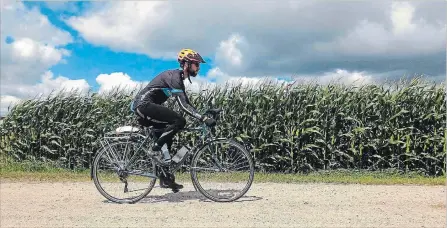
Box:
[1,0,445,115]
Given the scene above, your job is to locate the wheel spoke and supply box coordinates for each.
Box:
[92,141,157,204]
[190,139,255,202]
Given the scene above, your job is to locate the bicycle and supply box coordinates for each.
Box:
[91,107,255,204]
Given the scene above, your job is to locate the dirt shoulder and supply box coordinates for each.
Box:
[1,181,445,227]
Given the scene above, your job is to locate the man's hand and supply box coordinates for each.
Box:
[202,116,216,127]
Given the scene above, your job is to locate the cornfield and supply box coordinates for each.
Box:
[1,77,445,176]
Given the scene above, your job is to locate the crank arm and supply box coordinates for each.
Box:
[125,170,158,179]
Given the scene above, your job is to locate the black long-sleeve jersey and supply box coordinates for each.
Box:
[132,69,204,120]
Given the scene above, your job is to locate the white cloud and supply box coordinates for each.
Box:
[206,67,281,87]
[291,69,374,86]
[95,72,149,94]
[0,95,21,116]
[0,0,78,116]
[11,37,69,62]
[3,71,90,98]
[39,71,90,95]
[66,1,171,58]
[1,38,71,86]
[391,2,417,35]
[314,2,445,57]
[1,0,72,46]
[194,67,378,92]
[0,71,90,116]
[10,37,69,64]
[1,0,73,85]
[182,67,291,94]
[215,34,246,68]
[66,0,446,79]
[184,66,382,96]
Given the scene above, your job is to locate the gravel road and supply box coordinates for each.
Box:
[1,180,445,227]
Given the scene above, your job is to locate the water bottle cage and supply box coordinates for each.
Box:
[171,146,189,163]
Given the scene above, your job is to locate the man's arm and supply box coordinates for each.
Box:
[165,72,205,120]
[173,90,204,120]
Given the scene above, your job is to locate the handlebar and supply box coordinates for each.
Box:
[183,108,223,135]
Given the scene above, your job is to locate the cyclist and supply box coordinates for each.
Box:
[131,48,217,192]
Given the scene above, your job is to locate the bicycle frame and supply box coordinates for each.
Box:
[166,124,228,173]
[93,119,224,180]
[91,105,225,179]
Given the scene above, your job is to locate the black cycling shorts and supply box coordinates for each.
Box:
[134,102,186,147]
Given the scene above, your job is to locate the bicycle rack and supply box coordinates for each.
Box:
[90,119,152,180]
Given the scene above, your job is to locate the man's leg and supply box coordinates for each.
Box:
[136,103,186,144]
[135,103,186,191]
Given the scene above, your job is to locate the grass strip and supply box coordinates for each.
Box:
[1,161,444,185]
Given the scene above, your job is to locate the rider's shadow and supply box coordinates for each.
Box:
[136,187,263,204]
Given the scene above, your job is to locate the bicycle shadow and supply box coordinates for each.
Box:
[137,187,263,204]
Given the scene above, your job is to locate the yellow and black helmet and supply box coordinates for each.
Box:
[177,48,206,64]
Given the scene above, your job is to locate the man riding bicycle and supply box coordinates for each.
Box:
[131,48,216,192]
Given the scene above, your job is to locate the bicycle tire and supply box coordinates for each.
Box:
[190,138,255,202]
[92,141,157,204]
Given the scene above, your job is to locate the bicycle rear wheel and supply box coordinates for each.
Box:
[92,141,157,204]
[190,138,255,202]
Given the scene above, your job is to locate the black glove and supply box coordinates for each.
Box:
[202,116,216,127]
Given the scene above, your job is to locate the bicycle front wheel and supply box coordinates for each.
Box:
[190,138,255,202]
[92,141,157,204]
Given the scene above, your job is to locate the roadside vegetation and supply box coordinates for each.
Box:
[1,76,445,185]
